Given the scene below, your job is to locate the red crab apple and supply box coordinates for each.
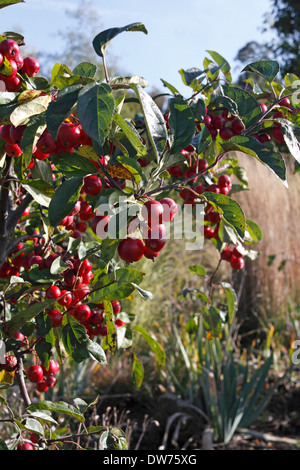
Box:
[0,39,20,60]
[41,359,60,377]
[72,304,91,323]
[230,255,245,270]
[17,442,35,451]
[36,380,48,393]
[117,237,145,263]
[20,57,40,77]
[83,174,102,196]
[159,197,178,222]
[47,309,63,328]
[46,285,61,300]
[141,199,164,222]
[57,122,81,148]
[26,365,44,383]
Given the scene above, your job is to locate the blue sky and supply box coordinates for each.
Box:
[1,0,275,95]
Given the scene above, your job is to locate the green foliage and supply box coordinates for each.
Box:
[0,10,299,450]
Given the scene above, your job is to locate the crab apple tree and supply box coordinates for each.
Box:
[0,4,298,450]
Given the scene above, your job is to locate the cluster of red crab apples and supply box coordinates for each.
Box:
[0,38,40,92]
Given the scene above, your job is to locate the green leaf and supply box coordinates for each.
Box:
[246,219,263,244]
[20,112,47,167]
[62,319,88,357]
[203,191,246,239]
[168,96,196,153]
[221,282,238,324]
[48,176,83,227]
[132,353,144,388]
[0,0,24,9]
[130,282,153,300]
[133,325,166,366]
[4,299,57,336]
[10,95,51,127]
[20,179,55,207]
[103,300,117,353]
[46,84,82,141]
[51,152,97,178]
[72,62,97,79]
[116,155,145,184]
[222,85,262,127]
[26,401,85,422]
[88,267,144,303]
[113,113,148,157]
[85,339,107,364]
[130,83,167,162]
[188,264,206,277]
[275,118,300,164]
[207,50,232,81]
[242,60,280,83]
[160,79,181,96]
[221,135,287,187]
[92,23,148,58]
[21,417,44,436]
[77,82,115,147]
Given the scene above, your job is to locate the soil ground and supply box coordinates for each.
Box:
[93,380,300,451]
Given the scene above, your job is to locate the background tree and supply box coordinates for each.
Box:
[236,0,300,77]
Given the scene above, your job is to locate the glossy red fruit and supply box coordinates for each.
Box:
[143,247,160,260]
[218,174,232,188]
[41,359,60,377]
[17,442,35,450]
[219,127,235,141]
[36,132,56,154]
[159,197,178,223]
[167,165,184,177]
[4,73,21,92]
[36,380,49,393]
[0,39,19,60]
[0,124,14,143]
[232,245,247,258]
[117,237,145,263]
[272,126,284,143]
[112,300,121,315]
[203,226,215,239]
[46,285,61,300]
[10,124,26,144]
[83,174,102,196]
[91,214,110,237]
[45,375,57,388]
[26,365,44,383]
[57,289,73,307]
[74,258,92,276]
[259,102,268,114]
[279,97,291,108]
[73,303,91,323]
[221,247,233,262]
[47,309,63,328]
[144,230,166,253]
[57,122,81,148]
[212,115,225,130]
[5,142,22,157]
[20,57,40,77]
[141,199,164,222]
[193,158,209,173]
[231,118,245,135]
[29,255,44,270]
[230,255,245,270]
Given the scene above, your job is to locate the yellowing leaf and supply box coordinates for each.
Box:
[107,164,132,180]
[10,95,51,127]
[0,366,15,389]
[17,89,45,105]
